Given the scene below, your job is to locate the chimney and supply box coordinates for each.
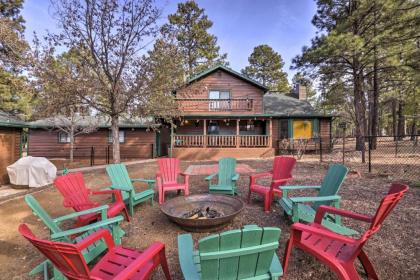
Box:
[295,84,307,100]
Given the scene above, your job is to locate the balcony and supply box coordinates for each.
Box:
[173,134,271,148]
[176,98,254,113]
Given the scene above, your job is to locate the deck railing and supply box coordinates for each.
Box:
[173,134,271,148]
[176,98,254,112]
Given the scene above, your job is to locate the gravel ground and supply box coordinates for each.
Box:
[0,159,418,279]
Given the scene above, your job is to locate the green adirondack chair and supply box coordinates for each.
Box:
[178,225,283,280]
[279,164,357,235]
[206,157,239,195]
[25,194,125,280]
[106,163,155,216]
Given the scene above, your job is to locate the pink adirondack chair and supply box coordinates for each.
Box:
[282,183,409,280]
[19,224,172,280]
[248,156,296,212]
[156,158,189,204]
[54,172,130,227]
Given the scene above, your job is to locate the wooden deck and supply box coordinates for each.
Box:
[173,134,271,148]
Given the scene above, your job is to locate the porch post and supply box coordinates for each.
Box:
[269,118,273,147]
[236,119,240,148]
[203,119,207,148]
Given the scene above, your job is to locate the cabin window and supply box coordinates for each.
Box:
[58,132,71,143]
[108,130,125,143]
[279,119,289,139]
[293,120,313,139]
[209,90,230,111]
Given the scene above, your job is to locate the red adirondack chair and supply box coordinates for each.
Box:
[19,224,172,280]
[282,183,409,280]
[156,158,189,204]
[248,156,296,212]
[54,172,130,227]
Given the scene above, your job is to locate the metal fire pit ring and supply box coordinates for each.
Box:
[160,194,244,232]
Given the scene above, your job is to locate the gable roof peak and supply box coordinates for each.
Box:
[187,64,269,92]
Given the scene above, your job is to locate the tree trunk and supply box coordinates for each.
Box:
[370,48,379,148]
[69,127,74,162]
[353,60,366,162]
[397,101,405,140]
[392,99,397,140]
[111,115,121,163]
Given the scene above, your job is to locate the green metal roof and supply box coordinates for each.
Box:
[187,65,269,92]
[29,116,156,129]
[0,110,27,128]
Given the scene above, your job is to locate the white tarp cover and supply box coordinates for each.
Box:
[7,156,57,188]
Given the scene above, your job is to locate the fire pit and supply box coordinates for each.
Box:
[160,194,244,232]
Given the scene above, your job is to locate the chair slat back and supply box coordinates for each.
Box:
[25,194,63,236]
[217,157,236,186]
[272,156,296,182]
[106,164,134,200]
[19,224,91,279]
[54,173,93,212]
[158,158,180,184]
[363,183,409,240]
[198,226,280,280]
[314,164,348,209]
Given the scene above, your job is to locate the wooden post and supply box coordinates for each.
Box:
[236,119,240,148]
[269,118,273,147]
[203,119,207,148]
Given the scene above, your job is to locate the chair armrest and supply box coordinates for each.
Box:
[90,189,124,203]
[53,205,109,223]
[180,173,189,186]
[314,205,373,225]
[232,173,240,181]
[289,195,341,204]
[205,173,217,181]
[272,177,293,184]
[180,172,189,177]
[109,185,132,192]
[75,228,115,251]
[178,234,200,279]
[51,215,124,240]
[281,185,321,191]
[250,171,273,179]
[115,242,167,279]
[131,178,155,184]
[291,222,356,244]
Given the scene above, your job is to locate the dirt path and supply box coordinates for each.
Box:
[0,160,418,279]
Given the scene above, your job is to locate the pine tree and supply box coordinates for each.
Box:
[242,44,290,92]
[164,0,227,76]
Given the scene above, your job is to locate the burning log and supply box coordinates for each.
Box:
[182,207,223,219]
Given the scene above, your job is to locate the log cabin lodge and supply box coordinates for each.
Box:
[0,110,25,184]
[21,65,332,163]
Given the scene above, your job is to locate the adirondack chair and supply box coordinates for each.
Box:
[283,183,409,280]
[278,164,356,235]
[106,163,155,216]
[25,194,125,280]
[178,225,283,280]
[248,156,296,212]
[156,158,189,204]
[206,157,239,195]
[19,224,172,280]
[54,172,130,227]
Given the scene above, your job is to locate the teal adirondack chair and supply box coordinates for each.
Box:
[178,225,283,280]
[279,164,357,235]
[106,163,155,216]
[206,157,239,195]
[25,194,125,280]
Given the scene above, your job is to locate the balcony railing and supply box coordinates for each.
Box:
[176,98,254,113]
[173,134,271,148]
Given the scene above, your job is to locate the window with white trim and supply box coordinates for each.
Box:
[58,131,71,143]
[108,130,125,143]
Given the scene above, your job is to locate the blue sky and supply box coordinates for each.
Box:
[22,0,317,81]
